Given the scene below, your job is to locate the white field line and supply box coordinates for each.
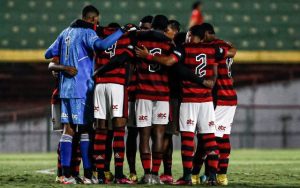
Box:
[35,168,56,175]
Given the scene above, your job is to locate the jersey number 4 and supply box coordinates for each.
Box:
[148,48,162,72]
[195,54,207,77]
[105,42,117,58]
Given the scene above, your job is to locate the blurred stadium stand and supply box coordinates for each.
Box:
[0,0,300,151]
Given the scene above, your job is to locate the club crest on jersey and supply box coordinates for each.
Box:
[186,119,194,125]
[139,115,148,121]
[157,113,167,119]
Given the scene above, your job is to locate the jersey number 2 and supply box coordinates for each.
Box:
[195,54,207,77]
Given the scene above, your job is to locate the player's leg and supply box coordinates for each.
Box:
[104,128,114,182]
[93,84,109,184]
[107,83,133,184]
[198,102,219,186]
[215,106,236,185]
[126,101,138,181]
[126,127,138,179]
[136,99,153,184]
[175,102,197,185]
[150,101,169,184]
[70,133,82,183]
[59,99,76,184]
[160,133,174,184]
[55,142,64,183]
[192,133,206,185]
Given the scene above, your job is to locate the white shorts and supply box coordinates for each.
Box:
[127,101,137,128]
[51,103,62,131]
[215,105,237,137]
[179,102,216,134]
[135,99,169,127]
[94,83,126,120]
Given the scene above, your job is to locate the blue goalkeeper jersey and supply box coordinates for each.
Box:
[45,27,98,98]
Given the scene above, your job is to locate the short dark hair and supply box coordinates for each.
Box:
[190,24,204,39]
[107,22,121,28]
[140,15,153,24]
[152,15,168,31]
[201,23,215,34]
[192,1,202,10]
[82,5,99,19]
[168,20,181,32]
[174,32,187,47]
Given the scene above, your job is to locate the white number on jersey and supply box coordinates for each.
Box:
[195,54,207,77]
[105,42,117,58]
[148,48,162,72]
[226,58,233,77]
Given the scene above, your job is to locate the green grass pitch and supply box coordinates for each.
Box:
[0,150,300,187]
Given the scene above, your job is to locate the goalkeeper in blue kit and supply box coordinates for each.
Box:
[45,5,128,184]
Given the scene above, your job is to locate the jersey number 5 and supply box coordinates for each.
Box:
[195,54,207,77]
[148,48,162,72]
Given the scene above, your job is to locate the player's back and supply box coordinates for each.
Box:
[49,27,98,99]
[181,42,217,103]
[135,30,174,101]
[95,27,133,85]
[211,39,237,106]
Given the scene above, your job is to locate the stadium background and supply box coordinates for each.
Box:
[0,0,300,153]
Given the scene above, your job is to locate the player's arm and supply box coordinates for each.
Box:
[215,43,237,60]
[45,33,63,59]
[135,45,178,66]
[48,56,78,77]
[93,51,132,77]
[93,24,134,51]
[202,64,218,89]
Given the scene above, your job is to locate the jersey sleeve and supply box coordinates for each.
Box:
[45,33,63,59]
[84,29,100,51]
[171,45,185,64]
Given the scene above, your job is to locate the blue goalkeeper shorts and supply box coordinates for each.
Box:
[61,98,93,125]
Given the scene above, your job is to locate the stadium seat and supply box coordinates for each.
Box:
[0,0,299,50]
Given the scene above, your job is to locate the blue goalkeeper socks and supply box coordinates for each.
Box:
[60,134,73,177]
[80,133,92,169]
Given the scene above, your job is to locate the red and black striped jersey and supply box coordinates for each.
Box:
[95,27,134,85]
[181,42,218,103]
[134,30,177,101]
[211,39,237,106]
[127,63,137,102]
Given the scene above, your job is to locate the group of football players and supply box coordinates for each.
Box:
[45,3,237,186]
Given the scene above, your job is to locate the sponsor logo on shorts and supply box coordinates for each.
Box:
[218,125,226,131]
[157,113,167,119]
[94,106,99,111]
[208,121,215,127]
[139,115,148,121]
[61,113,68,118]
[72,114,78,120]
[112,105,119,110]
[186,119,194,125]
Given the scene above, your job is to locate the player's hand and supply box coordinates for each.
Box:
[135,45,149,58]
[121,23,138,33]
[64,66,78,76]
[52,71,59,78]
